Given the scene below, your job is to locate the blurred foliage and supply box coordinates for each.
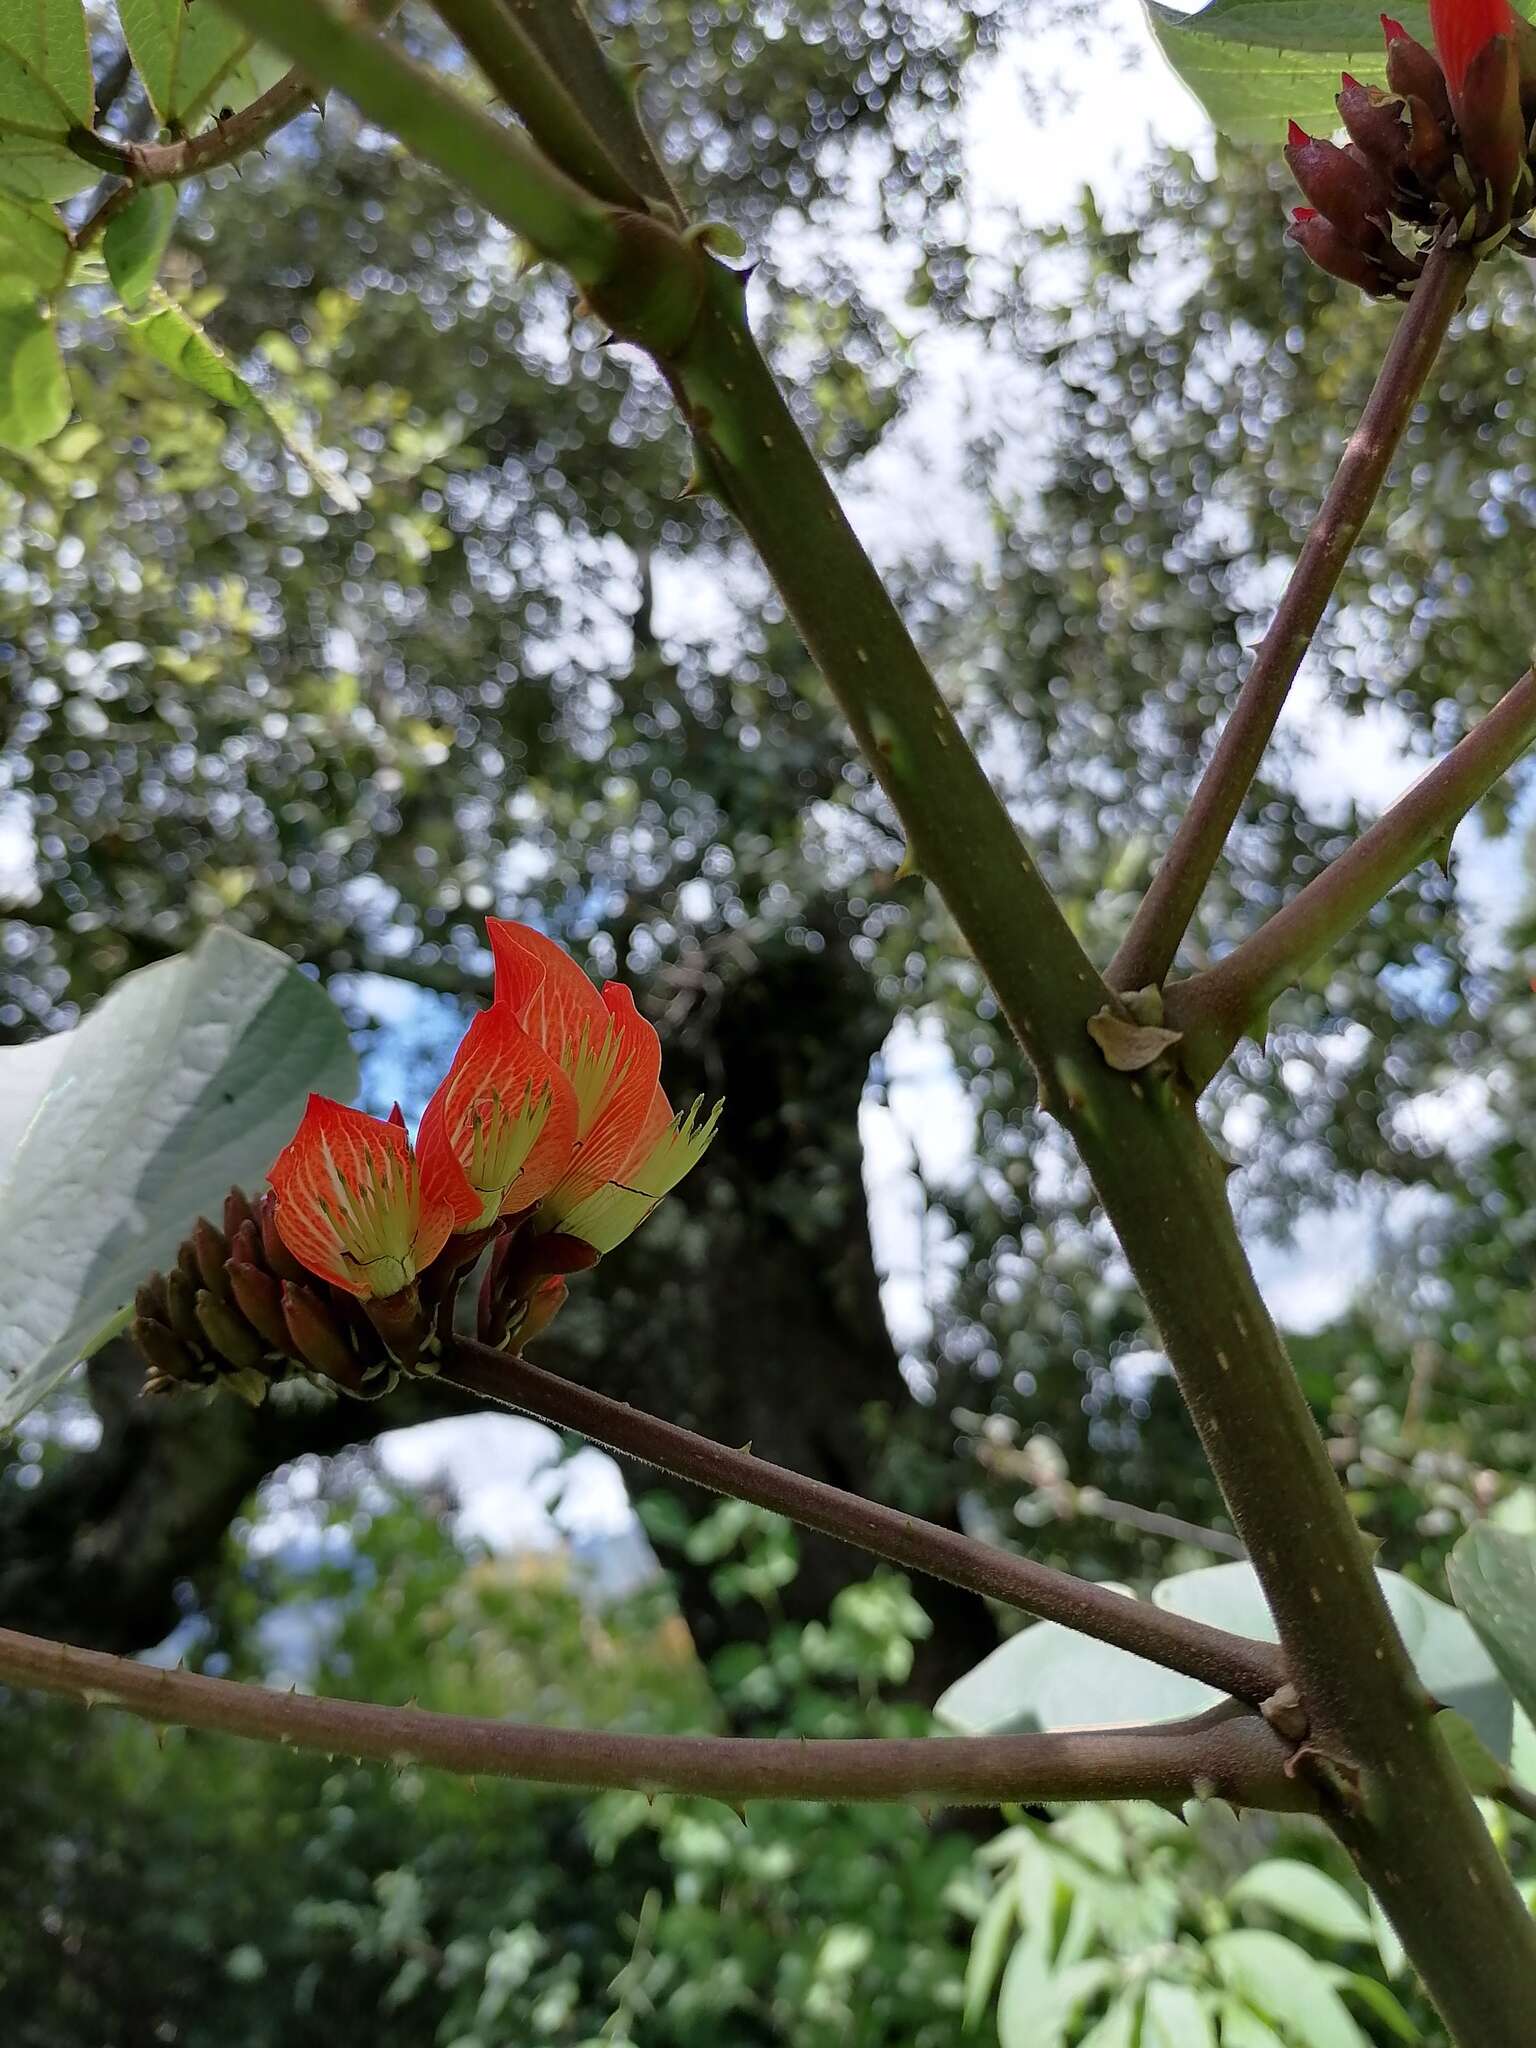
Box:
[0,1474,974,2047]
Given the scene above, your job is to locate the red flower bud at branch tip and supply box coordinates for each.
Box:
[1284,124,1393,244]
[1383,15,1455,124]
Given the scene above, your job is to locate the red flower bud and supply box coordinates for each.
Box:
[1456,31,1525,211]
[1383,15,1455,124]
[228,1259,291,1353]
[1288,208,1400,296]
[1337,73,1410,172]
[1285,122,1393,243]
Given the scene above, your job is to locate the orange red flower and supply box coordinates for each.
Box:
[266,921,721,1312]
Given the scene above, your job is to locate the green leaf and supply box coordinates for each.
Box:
[0,0,92,133]
[963,1883,1016,2029]
[116,0,279,125]
[997,1949,1115,2048]
[1077,1992,1141,2048]
[1217,1999,1289,2047]
[1448,1525,1536,1726]
[934,1590,1218,1737]
[103,183,177,307]
[1155,1562,1512,1758]
[1323,1968,1422,2044]
[1228,1860,1373,1945]
[0,928,357,1431]
[0,299,67,447]
[1142,1980,1216,2048]
[1367,1892,1406,1982]
[122,292,360,509]
[0,184,66,285]
[1436,1708,1511,1794]
[1209,1931,1369,2048]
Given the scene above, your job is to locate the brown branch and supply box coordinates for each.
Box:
[436,1338,1286,1706]
[1108,239,1478,996]
[0,1625,1315,1811]
[1165,666,1536,1086]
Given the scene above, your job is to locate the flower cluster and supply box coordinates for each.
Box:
[1286,2,1536,296]
[130,921,721,1403]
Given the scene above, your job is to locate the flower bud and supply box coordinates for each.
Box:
[164,1267,203,1346]
[132,1317,202,1385]
[282,1279,359,1381]
[1457,33,1525,213]
[362,1284,430,1365]
[516,1276,568,1349]
[1383,15,1454,126]
[223,1187,256,1242]
[192,1217,230,1299]
[258,1190,306,1281]
[1287,209,1400,295]
[1337,73,1410,173]
[228,1259,292,1353]
[134,1273,168,1324]
[1285,123,1393,243]
[1405,91,1456,191]
[194,1288,266,1372]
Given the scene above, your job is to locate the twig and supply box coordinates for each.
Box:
[1166,667,1536,1085]
[0,1625,1314,1811]
[1108,240,1478,995]
[437,1339,1285,1705]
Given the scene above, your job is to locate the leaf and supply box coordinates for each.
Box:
[998,1949,1116,2048]
[0,0,92,133]
[0,928,357,1431]
[1448,1524,1536,1726]
[1436,1708,1510,1794]
[934,1600,1219,1737]
[1217,1999,1289,2047]
[116,0,279,125]
[121,292,360,509]
[0,299,68,447]
[1367,1892,1406,1982]
[1228,1860,1373,1944]
[0,185,65,285]
[1209,1931,1369,2048]
[1077,1992,1142,2048]
[1154,1561,1512,1758]
[1323,1969,1422,2044]
[963,1883,1016,2029]
[1142,1980,1217,2048]
[103,183,177,307]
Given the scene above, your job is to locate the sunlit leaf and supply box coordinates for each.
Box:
[0,298,68,447]
[0,0,92,134]
[0,928,357,1431]
[0,185,68,286]
[1209,1931,1368,2048]
[1228,1860,1373,1944]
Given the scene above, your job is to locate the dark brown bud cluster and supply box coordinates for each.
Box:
[1285,13,1536,298]
[130,1187,592,1406]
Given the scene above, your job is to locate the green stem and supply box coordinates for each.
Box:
[0,1624,1311,1810]
[439,1339,1285,1704]
[660,262,1536,2044]
[1108,240,1477,995]
[427,0,649,212]
[211,0,619,285]
[1167,666,1536,1085]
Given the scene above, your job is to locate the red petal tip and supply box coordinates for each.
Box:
[1293,206,1319,220]
[1287,118,1310,146]
[387,1102,407,1128]
[1381,13,1407,39]
[1340,71,1361,88]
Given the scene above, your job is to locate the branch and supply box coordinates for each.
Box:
[427,0,649,212]
[1166,667,1536,1086]
[72,1,404,252]
[209,0,619,287]
[438,1339,1285,1705]
[0,1625,1314,1811]
[1108,240,1478,996]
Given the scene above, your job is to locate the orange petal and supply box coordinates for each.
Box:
[418,1003,580,1230]
[542,981,662,1217]
[488,917,610,1067]
[269,1094,450,1299]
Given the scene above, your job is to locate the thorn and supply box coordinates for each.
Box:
[728,1803,748,1826]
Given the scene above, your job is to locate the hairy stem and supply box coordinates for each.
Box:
[0,1625,1311,1810]
[438,1340,1283,1704]
[1109,240,1478,994]
[1167,667,1536,1085]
